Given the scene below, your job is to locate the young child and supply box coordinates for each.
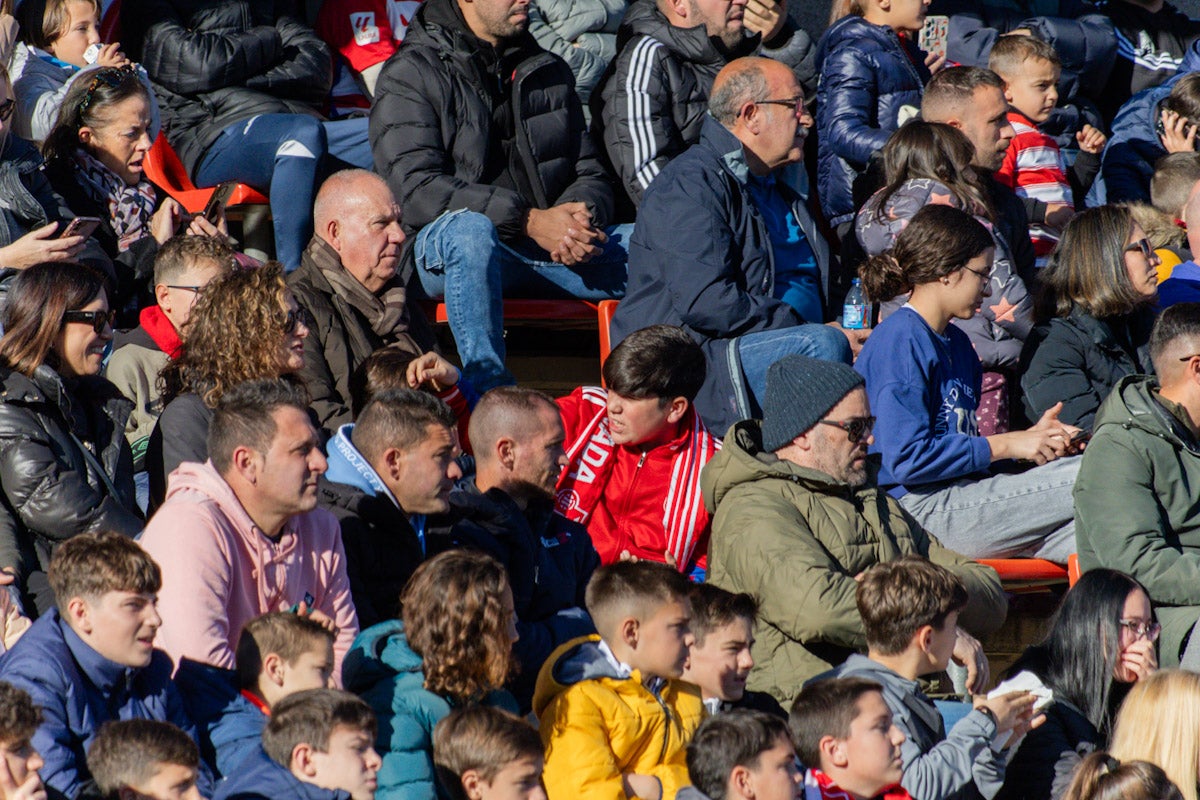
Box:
[535,561,704,800]
[88,720,202,800]
[433,706,546,800]
[827,556,1039,800]
[789,678,906,800]
[679,710,799,800]
[214,689,381,800]
[0,531,206,799]
[990,35,1107,262]
[0,682,47,800]
[680,584,784,718]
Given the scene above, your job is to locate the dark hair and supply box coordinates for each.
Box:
[1006,569,1149,733]
[0,261,108,376]
[349,347,421,417]
[236,611,335,691]
[687,711,792,800]
[987,34,1062,76]
[856,556,968,655]
[16,0,99,50]
[603,325,705,402]
[207,378,312,475]
[88,720,199,796]
[1150,302,1200,373]
[858,205,994,303]
[262,689,378,768]
[43,66,150,166]
[1063,752,1184,800]
[921,66,1005,121]
[1163,73,1200,126]
[0,682,41,746]
[585,560,693,638]
[433,707,543,800]
[689,583,758,647]
[352,388,456,464]
[789,677,884,769]
[153,235,235,287]
[1039,206,1148,320]
[48,530,161,603]
[874,121,993,222]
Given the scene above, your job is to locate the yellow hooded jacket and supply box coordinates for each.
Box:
[533,635,706,800]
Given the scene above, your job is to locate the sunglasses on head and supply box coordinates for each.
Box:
[63,308,116,333]
[817,416,876,444]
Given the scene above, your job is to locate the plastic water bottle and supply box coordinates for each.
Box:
[843,278,871,330]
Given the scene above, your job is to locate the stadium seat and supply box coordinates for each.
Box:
[143,135,268,215]
[598,299,618,370]
[430,299,599,325]
[1067,553,1080,587]
[977,558,1069,590]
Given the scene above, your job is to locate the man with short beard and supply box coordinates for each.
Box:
[701,355,1005,703]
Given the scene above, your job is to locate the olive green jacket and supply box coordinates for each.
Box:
[702,420,1007,705]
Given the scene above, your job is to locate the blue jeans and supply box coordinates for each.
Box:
[414,209,629,391]
[195,115,373,270]
[735,324,853,413]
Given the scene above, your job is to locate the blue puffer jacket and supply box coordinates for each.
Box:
[815,15,929,227]
[214,743,351,800]
[341,621,519,800]
[174,659,267,779]
[1102,72,1187,203]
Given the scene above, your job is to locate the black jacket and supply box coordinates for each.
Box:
[1020,306,1155,430]
[369,0,613,239]
[1096,0,1200,122]
[996,698,1100,800]
[0,365,140,616]
[146,392,211,512]
[122,0,332,179]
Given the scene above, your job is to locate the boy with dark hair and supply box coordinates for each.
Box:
[0,682,47,800]
[826,556,1039,800]
[535,561,704,800]
[214,689,381,800]
[681,584,783,717]
[433,706,545,800]
[556,324,718,575]
[0,532,206,799]
[88,720,201,800]
[681,710,796,800]
[789,678,906,800]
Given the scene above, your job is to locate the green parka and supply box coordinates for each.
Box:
[1074,374,1200,666]
[702,420,1007,704]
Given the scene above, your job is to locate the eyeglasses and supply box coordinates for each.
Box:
[0,98,14,123]
[165,285,204,295]
[79,65,138,114]
[963,264,991,281]
[62,308,116,333]
[281,308,313,335]
[1118,618,1161,642]
[756,96,809,116]
[1124,237,1156,261]
[817,416,876,443]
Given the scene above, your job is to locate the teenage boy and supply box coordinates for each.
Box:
[788,678,907,800]
[680,585,784,718]
[0,532,206,800]
[88,720,202,800]
[214,689,382,800]
[679,710,799,800]
[0,682,47,800]
[534,561,704,800]
[433,706,546,800]
[826,557,1040,800]
[556,325,718,575]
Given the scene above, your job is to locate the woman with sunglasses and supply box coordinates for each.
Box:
[1020,206,1159,431]
[997,569,1158,800]
[146,261,309,510]
[0,261,141,616]
[856,204,1081,563]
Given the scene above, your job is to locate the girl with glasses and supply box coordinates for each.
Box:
[1020,205,1159,432]
[997,569,1158,800]
[856,204,1081,563]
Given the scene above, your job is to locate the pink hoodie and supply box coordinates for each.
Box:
[139,461,359,684]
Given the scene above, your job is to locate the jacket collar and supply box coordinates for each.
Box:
[619,0,760,66]
[325,424,402,510]
[138,305,184,360]
[57,609,139,696]
[699,115,809,197]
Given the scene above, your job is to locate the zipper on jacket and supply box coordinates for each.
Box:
[647,681,675,763]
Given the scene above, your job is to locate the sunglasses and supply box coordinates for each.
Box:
[817,416,876,444]
[79,65,138,114]
[63,308,116,333]
[281,308,313,335]
[1124,237,1155,261]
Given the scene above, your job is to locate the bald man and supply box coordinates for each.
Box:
[427,386,599,710]
[611,56,856,435]
[289,169,436,432]
[1074,302,1200,669]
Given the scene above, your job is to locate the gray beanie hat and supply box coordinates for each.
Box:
[760,355,865,451]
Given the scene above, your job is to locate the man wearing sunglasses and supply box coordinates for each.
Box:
[704,354,1005,705]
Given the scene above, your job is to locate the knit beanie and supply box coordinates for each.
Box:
[760,355,865,451]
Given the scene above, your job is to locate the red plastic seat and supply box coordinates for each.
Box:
[431,298,599,325]
[1067,553,1081,587]
[143,135,268,214]
[977,558,1069,589]
[100,0,122,44]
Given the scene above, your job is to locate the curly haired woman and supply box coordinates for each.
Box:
[342,549,520,800]
[144,261,310,509]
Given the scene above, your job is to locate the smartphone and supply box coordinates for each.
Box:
[202,181,237,223]
[919,15,949,62]
[59,216,101,240]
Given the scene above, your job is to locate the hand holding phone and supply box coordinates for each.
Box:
[59,217,101,240]
[203,181,237,224]
[919,15,949,62]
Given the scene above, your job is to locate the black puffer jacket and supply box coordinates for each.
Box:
[122,0,332,179]
[369,0,613,239]
[0,365,140,616]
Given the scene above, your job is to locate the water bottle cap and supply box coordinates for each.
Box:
[851,278,861,285]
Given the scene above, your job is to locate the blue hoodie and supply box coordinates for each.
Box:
[213,743,351,800]
[1158,260,1200,309]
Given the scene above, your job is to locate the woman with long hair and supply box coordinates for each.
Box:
[1110,671,1200,800]
[145,261,309,509]
[856,204,1080,563]
[342,549,519,800]
[0,261,140,615]
[997,569,1158,800]
[1021,206,1159,430]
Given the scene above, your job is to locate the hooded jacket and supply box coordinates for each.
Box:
[342,620,519,800]
[533,634,705,800]
[1074,374,1200,666]
[138,460,359,682]
[213,742,352,800]
[702,420,1006,703]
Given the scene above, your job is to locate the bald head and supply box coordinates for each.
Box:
[470,386,567,505]
[468,386,558,462]
[313,169,393,232]
[709,57,808,175]
[709,57,774,127]
[312,169,405,294]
